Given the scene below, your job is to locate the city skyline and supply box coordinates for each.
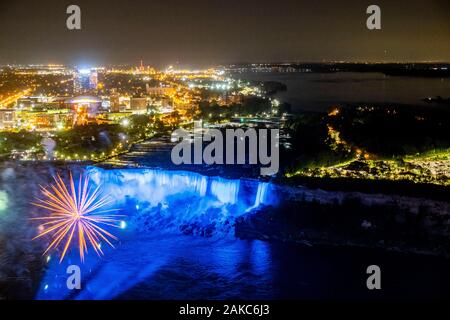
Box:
[0,0,449,67]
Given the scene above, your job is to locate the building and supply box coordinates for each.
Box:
[19,110,74,130]
[148,97,174,114]
[130,97,148,114]
[110,93,121,112]
[73,69,98,94]
[0,109,16,129]
[65,96,102,125]
[146,84,175,96]
[89,70,98,90]
[16,97,40,110]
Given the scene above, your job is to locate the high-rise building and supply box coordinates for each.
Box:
[73,69,98,93]
[110,93,121,113]
[89,70,98,90]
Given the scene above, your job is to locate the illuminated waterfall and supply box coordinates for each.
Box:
[87,167,272,209]
[253,182,269,207]
[84,167,275,235]
[210,178,240,204]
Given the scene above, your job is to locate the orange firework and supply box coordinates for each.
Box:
[32,172,123,263]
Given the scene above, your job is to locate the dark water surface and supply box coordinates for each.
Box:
[234,72,450,111]
[37,233,450,300]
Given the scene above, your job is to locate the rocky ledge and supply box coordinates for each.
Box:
[235,186,450,257]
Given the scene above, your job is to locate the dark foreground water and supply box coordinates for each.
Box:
[0,164,449,300]
[234,72,450,111]
[36,233,450,300]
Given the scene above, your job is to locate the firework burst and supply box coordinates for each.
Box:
[32,172,123,263]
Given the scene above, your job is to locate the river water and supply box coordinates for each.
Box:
[0,164,449,300]
[233,72,450,111]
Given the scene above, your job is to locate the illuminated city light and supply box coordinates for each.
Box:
[121,118,130,127]
[78,69,91,75]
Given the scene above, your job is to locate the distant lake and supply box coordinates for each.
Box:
[233,72,450,111]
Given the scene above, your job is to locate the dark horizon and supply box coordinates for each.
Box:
[2,60,450,68]
[0,0,449,68]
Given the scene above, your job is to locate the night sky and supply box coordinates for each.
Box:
[0,0,449,67]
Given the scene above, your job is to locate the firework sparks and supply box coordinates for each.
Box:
[32,172,123,263]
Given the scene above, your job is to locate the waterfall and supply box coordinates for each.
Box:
[88,167,271,206]
[210,178,240,204]
[253,182,269,207]
[86,167,274,227]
